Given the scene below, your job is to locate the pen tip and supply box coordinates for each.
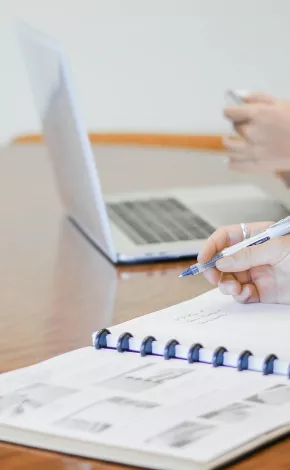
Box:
[179,267,198,278]
[178,274,183,278]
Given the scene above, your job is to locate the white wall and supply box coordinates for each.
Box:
[1,0,290,144]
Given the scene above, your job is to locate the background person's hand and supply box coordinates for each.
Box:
[223,92,290,172]
[198,221,290,304]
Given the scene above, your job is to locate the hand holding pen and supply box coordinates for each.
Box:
[179,216,290,305]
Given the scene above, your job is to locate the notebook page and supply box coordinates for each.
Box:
[0,345,290,467]
[107,288,290,360]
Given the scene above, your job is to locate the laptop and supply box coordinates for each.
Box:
[17,23,290,264]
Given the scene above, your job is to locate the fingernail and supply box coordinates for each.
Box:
[218,281,237,295]
[242,286,251,299]
[216,257,233,269]
[226,281,238,295]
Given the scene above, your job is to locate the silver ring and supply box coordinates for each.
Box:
[240,222,249,240]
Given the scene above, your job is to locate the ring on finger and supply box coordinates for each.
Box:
[240,222,249,240]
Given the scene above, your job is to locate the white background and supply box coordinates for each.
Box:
[1,0,290,143]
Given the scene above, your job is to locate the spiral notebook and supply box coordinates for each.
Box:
[1,288,290,470]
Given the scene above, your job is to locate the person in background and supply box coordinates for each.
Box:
[223,92,290,172]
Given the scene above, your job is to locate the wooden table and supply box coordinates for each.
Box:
[0,143,289,469]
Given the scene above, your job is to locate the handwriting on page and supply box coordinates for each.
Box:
[174,309,228,324]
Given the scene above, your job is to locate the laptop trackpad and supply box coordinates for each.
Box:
[193,199,289,228]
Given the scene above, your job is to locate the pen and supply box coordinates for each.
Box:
[179,216,290,278]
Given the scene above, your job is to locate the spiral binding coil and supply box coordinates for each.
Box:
[93,328,285,377]
[262,354,277,375]
[164,339,179,360]
[117,332,133,353]
[140,336,156,357]
[94,328,111,349]
[237,350,252,372]
[212,346,227,367]
[187,343,203,364]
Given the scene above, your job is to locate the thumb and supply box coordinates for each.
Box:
[216,237,290,272]
[243,92,277,105]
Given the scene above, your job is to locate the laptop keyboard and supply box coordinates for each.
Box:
[107,198,215,245]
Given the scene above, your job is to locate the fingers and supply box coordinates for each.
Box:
[223,136,261,171]
[198,221,273,285]
[218,272,260,303]
[216,236,290,273]
[223,137,276,172]
[218,274,260,303]
[223,136,256,163]
[218,273,241,296]
[227,157,290,172]
[199,221,273,263]
[233,123,256,142]
[226,158,289,173]
[223,136,247,155]
[223,136,290,171]
[224,93,276,124]
[224,103,261,123]
[226,159,262,173]
[233,283,260,303]
[265,158,290,171]
[243,92,277,105]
